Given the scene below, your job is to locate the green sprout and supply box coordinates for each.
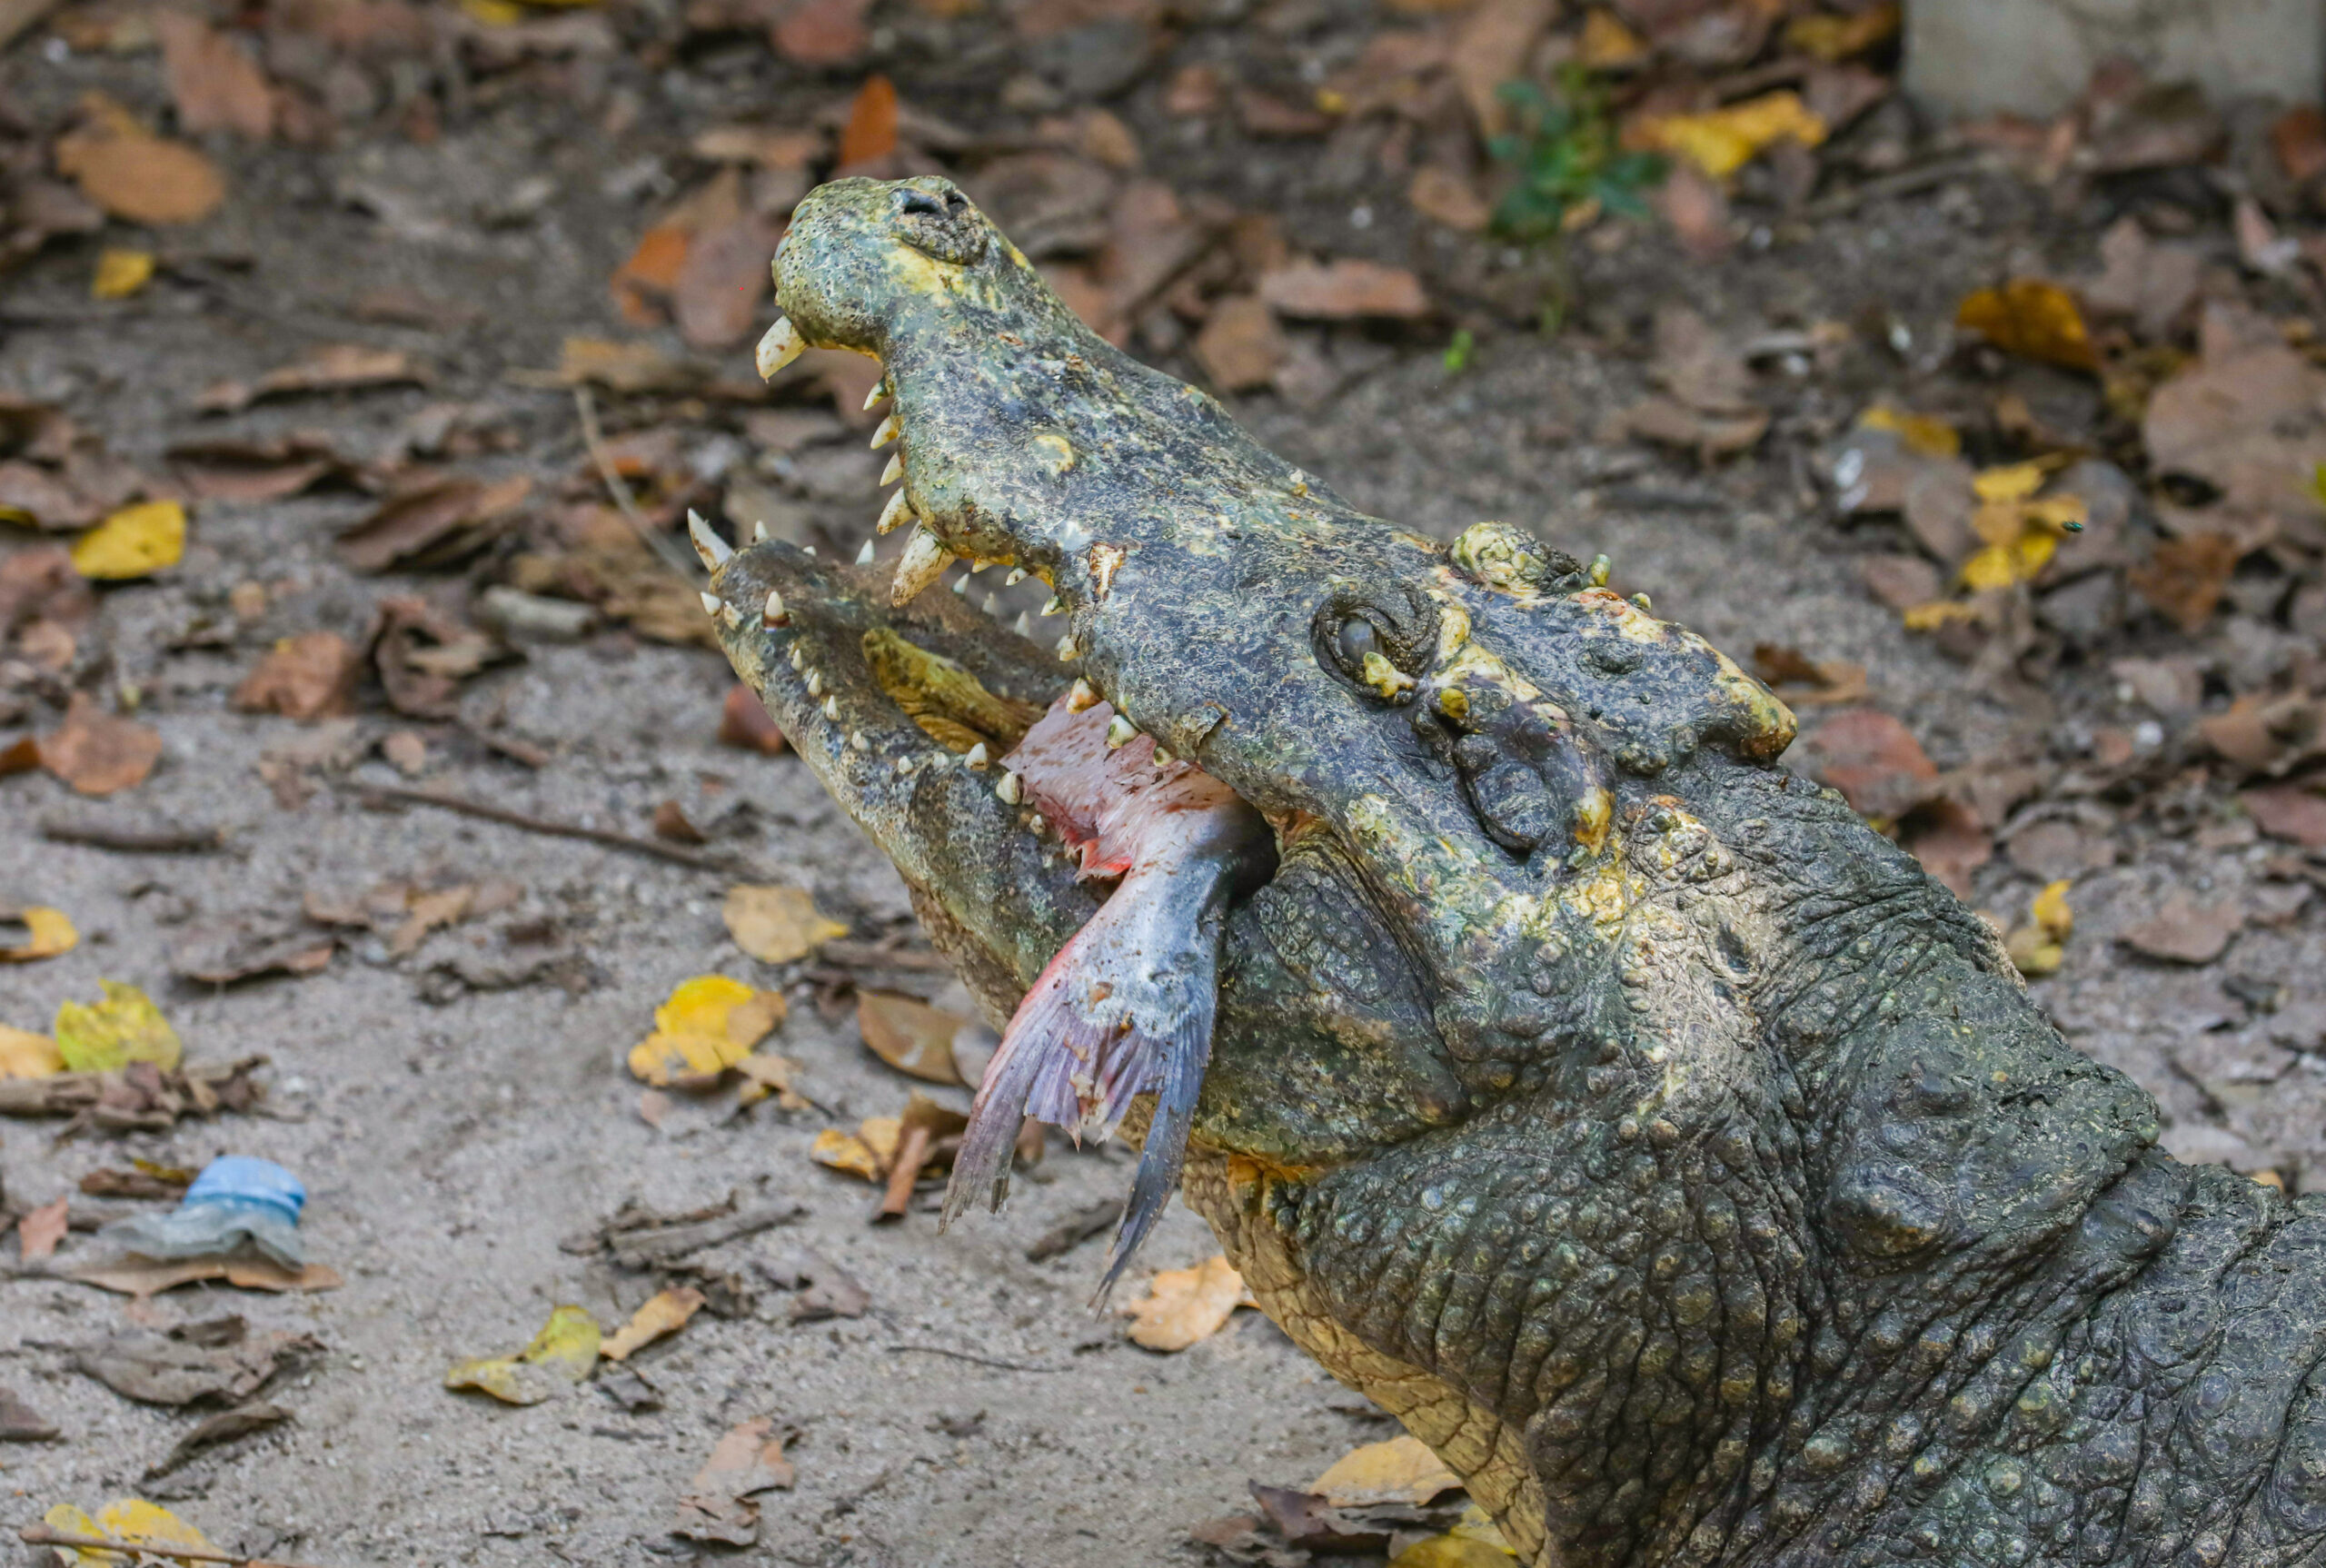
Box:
[1442,328,1476,375]
[1486,66,1667,331]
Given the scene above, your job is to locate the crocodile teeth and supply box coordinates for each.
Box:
[805,670,824,698]
[699,590,722,616]
[877,489,911,535]
[969,559,992,574]
[689,511,733,571]
[1012,611,1031,636]
[1066,679,1099,712]
[964,742,990,770]
[981,593,999,614]
[850,730,868,750]
[855,540,876,565]
[1152,745,1174,765]
[1056,634,1079,661]
[869,412,900,449]
[890,525,956,606]
[1105,714,1138,749]
[821,694,840,720]
[762,589,788,628]
[880,453,903,486]
[752,520,769,543]
[788,645,804,670]
[863,381,889,412]
[1039,596,1065,617]
[1004,568,1028,586]
[756,317,802,380]
[1588,553,1612,588]
[951,574,969,595]
[718,601,742,629]
[996,770,1023,805]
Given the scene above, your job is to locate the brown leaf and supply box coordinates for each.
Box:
[67,1257,339,1299]
[2084,217,2201,342]
[1800,708,1939,821]
[387,884,477,958]
[1309,1434,1462,1508]
[147,1403,291,1478]
[1901,799,1991,899]
[198,345,426,415]
[719,682,788,754]
[774,0,874,65]
[17,1196,66,1262]
[652,800,707,844]
[39,692,162,796]
[369,596,502,719]
[1191,295,1288,392]
[2272,105,2326,184]
[54,114,225,226]
[1750,643,1866,706]
[232,631,362,721]
[168,434,353,502]
[2142,328,2326,522]
[2127,532,2241,634]
[724,884,846,964]
[0,1384,58,1442]
[1859,554,1943,614]
[557,337,702,395]
[2199,692,2324,778]
[601,1286,706,1361]
[2243,786,2326,849]
[1247,1484,1391,1554]
[155,12,274,139]
[1257,259,1428,320]
[837,74,899,168]
[673,1417,795,1545]
[169,916,334,985]
[2122,893,2244,966]
[1654,161,1731,260]
[1621,396,1767,461]
[1123,1255,1249,1351]
[339,475,531,574]
[675,216,778,350]
[1450,0,1556,135]
[1407,164,1490,233]
[75,1318,319,1406]
[1649,303,1753,413]
[856,990,967,1085]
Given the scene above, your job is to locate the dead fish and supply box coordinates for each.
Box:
[940,695,1273,1296]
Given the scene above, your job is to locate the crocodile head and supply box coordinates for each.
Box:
[706,178,2222,1567]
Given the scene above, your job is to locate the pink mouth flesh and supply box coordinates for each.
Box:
[939,696,1272,1295]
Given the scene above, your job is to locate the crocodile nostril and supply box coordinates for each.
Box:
[898,190,945,217]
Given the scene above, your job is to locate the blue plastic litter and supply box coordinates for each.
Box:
[102,1156,306,1268]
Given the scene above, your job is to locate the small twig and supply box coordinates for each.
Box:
[41,817,226,853]
[572,385,701,582]
[877,1122,934,1222]
[883,1343,1067,1374]
[1802,151,1998,221]
[348,784,736,872]
[16,1523,334,1568]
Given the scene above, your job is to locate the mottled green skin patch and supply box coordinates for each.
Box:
[713,179,2326,1568]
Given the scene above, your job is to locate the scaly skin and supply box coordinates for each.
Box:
[706,176,2326,1567]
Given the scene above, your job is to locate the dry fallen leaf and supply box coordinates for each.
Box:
[1955,280,2098,372]
[1799,708,1938,822]
[722,884,848,964]
[1784,0,1899,60]
[1257,260,1428,320]
[2004,879,2073,977]
[673,1416,795,1545]
[837,74,899,167]
[601,1286,706,1361]
[810,1116,900,1181]
[0,906,77,963]
[2121,892,2243,967]
[1122,1254,1249,1351]
[719,682,789,754]
[1192,294,1289,392]
[444,1305,601,1405]
[90,247,155,300]
[155,11,274,138]
[232,631,362,721]
[1635,92,1826,180]
[70,500,184,581]
[39,693,162,796]
[629,974,788,1088]
[1311,1434,1463,1508]
[17,1195,67,1262]
[2128,531,2241,633]
[42,1501,214,1564]
[198,345,425,415]
[67,1256,341,1298]
[337,475,530,574]
[54,978,182,1073]
[2242,786,2326,849]
[0,1025,65,1078]
[856,990,967,1085]
[55,110,226,226]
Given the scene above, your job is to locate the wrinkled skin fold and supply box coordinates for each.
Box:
[708,177,2326,1567]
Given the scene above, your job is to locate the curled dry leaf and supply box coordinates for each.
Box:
[1634,92,1826,181]
[53,979,181,1073]
[1122,1254,1249,1351]
[629,974,788,1088]
[39,692,163,796]
[0,1027,65,1079]
[2242,786,2326,849]
[232,631,363,721]
[856,989,967,1084]
[720,682,789,753]
[67,1255,341,1299]
[673,1417,795,1546]
[0,906,77,963]
[1193,295,1289,393]
[90,247,154,300]
[601,1285,706,1361]
[810,1118,896,1181]
[722,884,847,964]
[41,1501,214,1563]
[837,74,899,167]
[54,112,226,226]
[18,1196,67,1262]
[1310,1434,1463,1507]
[197,345,427,416]
[1257,260,1429,320]
[337,474,531,573]
[1955,280,2098,373]
[2122,893,2244,967]
[2005,879,2073,978]
[1799,708,1938,822]
[444,1304,601,1405]
[75,1317,319,1406]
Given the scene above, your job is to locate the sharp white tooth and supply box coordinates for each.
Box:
[752,520,770,544]
[877,488,911,535]
[788,645,804,670]
[951,574,969,595]
[890,524,956,606]
[763,589,788,627]
[687,510,733,570]
[880,453,903,486]
[802,545,816,556]
[1012,612,1031,635]
[1028,813,1046,834]
[821,694,841,720]
[1056,634,1079,661]
[1152,746,1174,765]
[1004,568,1028,586]
[982,594,999,613]
[699,590,722,615]
[996,770,1022,804]
[964,742,990,769]
[969,559,993,574]
[850,730,868,750]
[806,670,824,697]
[870,412,900,449]
[756,317,803,379]
[1106,715,1137,749]
[1039,596,1065,617]
[1066,679,1098,712]
[719,601,742,629]
[863,381,890,412]
[856,539,876,565]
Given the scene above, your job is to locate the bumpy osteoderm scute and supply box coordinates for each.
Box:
[719,178,2326,1568]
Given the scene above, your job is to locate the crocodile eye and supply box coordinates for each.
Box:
[1334,615,1381,672]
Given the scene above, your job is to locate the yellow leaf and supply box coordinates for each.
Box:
[1636,92,1826,181]
[1783,0,1900,61]
[1972,461,2049,504]
[1122,1254,1249,1352]
[0,1026,65,1078]
[722,884,848,964]
[71,501,185,581]
[2006,928,2063,978]
[1958,533,2055,592]
[627,974,785,1087]
[2033,879,2073,941]
[810,1126,884,1181]
[1,906,78,962]
[43,1497,216,1565]
[1312,1434,1464,1507]
[2021,494,2088,534]
[1956,280,2097,372]
[457,0,525,21]
[601,1286,705,1361]
[1576,7,1646,68]
[445,1305,601,1404]
[1857,402,1960,459]
[53,980,181,1073]
[1901,600,1980,632]
[734,1049,810,1110]
[91,247,156,300]
[1388,1534,1517,1566]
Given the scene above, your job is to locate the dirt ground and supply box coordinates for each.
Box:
[5,1,2326,1563]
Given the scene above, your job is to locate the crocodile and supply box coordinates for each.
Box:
[700,174,2326,1567]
